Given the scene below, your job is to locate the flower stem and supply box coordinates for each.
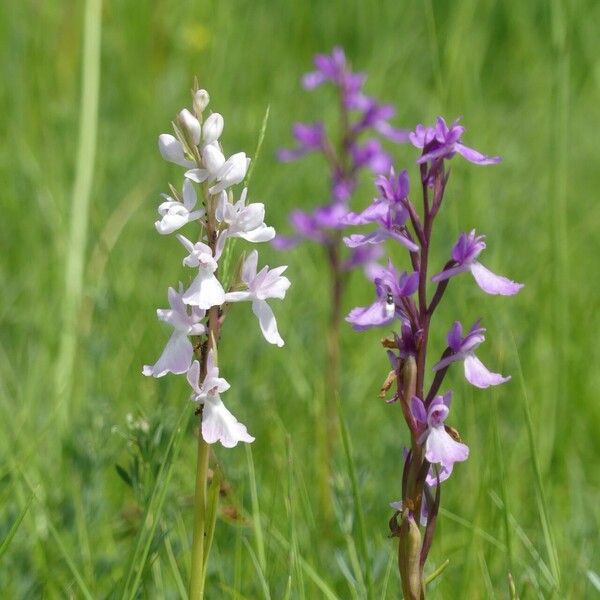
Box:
[188,171,221,598]
[189,430,210,600]
[319,236,344,522]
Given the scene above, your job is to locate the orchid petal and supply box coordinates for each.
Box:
[252,299,284,347]
[182,271,225,309]
[470,262,524,295]
[455,143,501,165]
[142,332,192,377]
[463,354,510,388]
[345,299,393,330]
[425,426,469,468]
[202,395,254,447]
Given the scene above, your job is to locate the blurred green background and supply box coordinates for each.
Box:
[1,0,599,597]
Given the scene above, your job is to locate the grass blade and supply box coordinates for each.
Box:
[245,445,266,572]
[245,104,270,185]
[55,0,102,424]
[338,403,374,599]
[0,493,33,561]
[511,334,561,591]
[18,476,94,600]
[270,528,340,600]
[243,537,271,600]
[121,405,191,599]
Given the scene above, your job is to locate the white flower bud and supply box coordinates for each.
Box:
[178,109,201,146]
[202,113,224,146]
[193,89,210,115]
[202,143,226,174]
[158,134,195,168]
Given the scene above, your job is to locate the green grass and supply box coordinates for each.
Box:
[1,0,599,597]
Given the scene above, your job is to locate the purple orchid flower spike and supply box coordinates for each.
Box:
[410,117,502,166]
[276,48,409,251]
[432,230,524,295]
[346,261,418,330]
[343,169,418,252]
[411,392,469,476]
[343,115,520,595]
[433,320,510,389]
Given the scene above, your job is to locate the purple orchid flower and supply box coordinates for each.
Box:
[343,169,418,252]
[346,261,418,330]
[411,392,469,477]
[352,98,410,143]
[277,122,326,162]
[351,139,393,174]
[433,320,510,389]
[410,117,501,165]
[302,47,367,108]
[432,230,524,295]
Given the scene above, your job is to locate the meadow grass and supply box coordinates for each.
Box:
[1,0,599,597]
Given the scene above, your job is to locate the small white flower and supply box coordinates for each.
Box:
[142,285,206,377]
[225,250,290,346]
[185,150,250,196]
[155,179,205,235]
[187,353,254,448]
[209,152,250,194]
[215,188,275,255]
[177,235,225,309]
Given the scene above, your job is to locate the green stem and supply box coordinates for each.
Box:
[189,431,210,600]
[319,237,344,522]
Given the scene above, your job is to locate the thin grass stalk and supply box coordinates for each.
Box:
[55,0,102,425]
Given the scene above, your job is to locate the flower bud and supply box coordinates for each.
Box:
[193,89,210,115]
[202,143,226,173]
[398,515,424,600]
[202,113,224,146]
[158,134,194,168]
[178,109,201,146]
